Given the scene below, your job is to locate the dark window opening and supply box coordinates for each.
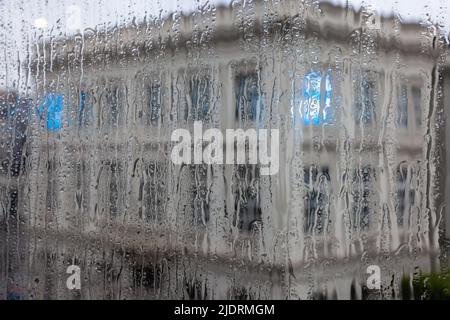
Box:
[304,166,331,235]
[235,73,262,123]
[233,164,261,233]
[189,76,210,121]
[354,71,377,125]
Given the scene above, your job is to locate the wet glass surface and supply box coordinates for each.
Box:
[1,0,450,300]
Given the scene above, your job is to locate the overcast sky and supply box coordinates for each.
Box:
[0,0,449,92]
[2,0,449,34]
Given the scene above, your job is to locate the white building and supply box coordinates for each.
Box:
[15,0,449,299]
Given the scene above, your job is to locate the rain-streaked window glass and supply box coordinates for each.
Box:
[411,86,422,128]
[303,166,331,235]
[299,71,332,126]
[132,262,162,296]
[235,73,262,123]
[354,70,377,125]
[147,83,162,126]
[189,75,210,121]
[397,84,408,128]
[396,162,418,228]
[191,164,210,226]
[38,93,63,131]
[233,164,261,233]
[103,86,123,128]
[142,161,167,222]
[0,97,8,120]
[2,0,450,302]
[351,166,374,232]
[77,90,92,128]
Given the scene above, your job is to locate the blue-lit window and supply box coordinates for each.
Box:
[37,93,63,131]
[292,70,332,126]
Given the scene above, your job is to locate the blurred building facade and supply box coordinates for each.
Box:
[0,90,30,300]
[17,1,450,299]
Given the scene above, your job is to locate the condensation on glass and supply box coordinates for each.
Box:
[0,0,450,300]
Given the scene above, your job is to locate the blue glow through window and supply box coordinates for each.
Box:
[294,71,332,126]
[38,93,63,131]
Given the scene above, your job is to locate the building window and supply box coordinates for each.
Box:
[143,161,166,222]
[98,160,125,218]
[105,86,123,128]
[396,162,418,227]
[77,90,92,128]
[303,166,331,234]
[395,84,422,130]
[74,160,90,211]
[109,88,119,126]
[132,262,162,291]
[230,286,255,300]
[354,71,377,125]
[396,84,408,128]
[350,166,373,231]
[233,164,261,233]
[291,70,333,126]
[189,75,210,121]
[0,103,6,121]
[147,83,162,125]
[191,164,210,226]
[184,278,207,300]
[0,92,16,120]
[235,73,262,123]
[45,159,57,215]
[411,86,422,128]
[38,93,63,131]
[302,71,332,126]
